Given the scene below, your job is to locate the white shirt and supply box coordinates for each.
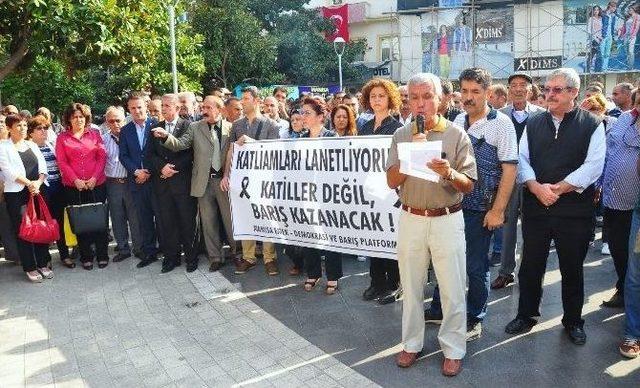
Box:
[165,118,179,135]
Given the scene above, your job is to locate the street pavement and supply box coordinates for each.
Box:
[0,230,639,387]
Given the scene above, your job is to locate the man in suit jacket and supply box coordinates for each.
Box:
[152,95,235,272]
[490,73,545,290]
[119,94,159,268]
[145,94,197,273]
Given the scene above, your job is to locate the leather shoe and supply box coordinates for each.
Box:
[161,260,178,273]
[378,288,402,305]
[186,262,198,273]
[209,262,221,272]
[565,325,586,345]
[395,350,420,368]
[505,317,537,335]
[362,285,383,301]
[136,256,158,268]
[112,252,131,263]
[491,274,514,289]
[442,358,462,377]
[602,291,624,308]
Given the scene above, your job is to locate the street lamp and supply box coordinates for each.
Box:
[333,37,346,92]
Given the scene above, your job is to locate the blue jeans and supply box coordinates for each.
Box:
[492,227,503,254]
[429,210,492,323]
[625,208,640,339]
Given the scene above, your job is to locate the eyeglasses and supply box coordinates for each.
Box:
[301,110,315,116]
[544,86,574,95]
[33,125,47,131]
[107,119,122,124]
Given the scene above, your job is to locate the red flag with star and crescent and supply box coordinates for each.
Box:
[322,4,349,42]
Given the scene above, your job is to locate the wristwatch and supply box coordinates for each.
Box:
[445,169,456,181]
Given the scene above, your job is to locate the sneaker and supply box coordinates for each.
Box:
[37,267,54,279]
[424,309,443,324]
[234,259,256,274]
[619,338,640,358]
[466,322,482,342]
[265,261,279,276]
[489,252,501,267]
[601,243,611,256]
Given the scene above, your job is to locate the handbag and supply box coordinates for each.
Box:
[66,191,108,235]
[63,209,77,247]
[18,194,60,244]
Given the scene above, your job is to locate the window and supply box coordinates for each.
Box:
[380,35,399,61]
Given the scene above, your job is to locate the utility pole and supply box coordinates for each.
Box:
[168,3,179,93]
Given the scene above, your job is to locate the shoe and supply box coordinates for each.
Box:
[602,290,624,308]
[288,266,301,276]
[112,252,131,263]
[362,285,383,301]
[61,257,76,269]
[136,255,158,268]
[442,358,462,377]
[491,274,514,289]
[619,338,640,358]
[356,256,367,262]
[133,250,143,259]
[378,288,402,305]
[325,281,339,295]
[565,325,586,345]
[26,270,43,283]
[601,242,611,255]
[97,260,109,269]
[489,252,501,267]
[466,322,482,342]
[395,350,420,368]
[424,309,443,325]
[265,261,279,276]
[234,259,256,274]
[161,259,178,273]
[186,262,198,273]
[209,262,222,272]
[505,317,537,335]
[82,261,94,271]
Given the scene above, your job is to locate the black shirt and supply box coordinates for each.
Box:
[359,115,402,136]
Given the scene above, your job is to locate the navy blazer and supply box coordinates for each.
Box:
[119,117,155,185]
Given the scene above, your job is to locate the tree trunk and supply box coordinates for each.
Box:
[0,36,30,82]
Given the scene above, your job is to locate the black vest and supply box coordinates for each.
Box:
[523,108,601,218]
[511,112,528,143]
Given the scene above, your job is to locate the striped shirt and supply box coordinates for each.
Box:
[38,142,61,183]
[602,111,640,210]
[102,132,128,178]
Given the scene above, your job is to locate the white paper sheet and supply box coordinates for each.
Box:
[398,141,443,182]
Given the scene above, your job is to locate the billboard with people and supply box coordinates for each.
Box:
[564,0,640,73]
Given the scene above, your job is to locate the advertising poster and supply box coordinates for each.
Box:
[474,6,514,79]
[564,0,640,73]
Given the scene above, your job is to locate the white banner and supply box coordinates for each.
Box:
[229,136,400,259]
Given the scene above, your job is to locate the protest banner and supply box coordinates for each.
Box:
[229,136,400,259]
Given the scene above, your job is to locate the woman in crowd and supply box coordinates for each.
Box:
[55,103,108,270]
[299,97,342,294]
[0,114,51,282]
[28,114,72,268]
[331,104,357,137]
[285,107,306,139]
[358,78,403,304]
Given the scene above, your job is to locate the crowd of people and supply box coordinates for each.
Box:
[0,67,639,377]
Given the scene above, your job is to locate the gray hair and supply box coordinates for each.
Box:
[547,68,581,90]
[407,73,443,97]
[162,93,180,103]
[105,106,125,118]
[178,91,196,103]
[615,82,634,93]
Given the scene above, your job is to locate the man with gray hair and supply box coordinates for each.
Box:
[386,72,476,376]
[505,68,606,345]
[179,91,200,121]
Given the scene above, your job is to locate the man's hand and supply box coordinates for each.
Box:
[74,179,87,191]
[412,133,427,143]
[134,169,150,184]
[427,158,451,179]
[152,128,169,138]
[220,175,230,192]
[484,208,505,231]
[236,135,255,146]
[550,180,577,196]
[85,177,97,190]
[160,163,178,179]
[531,182,560,207]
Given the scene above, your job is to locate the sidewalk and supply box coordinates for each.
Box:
[0,256,377,388]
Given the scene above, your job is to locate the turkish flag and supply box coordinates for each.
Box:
[322,4,349,42]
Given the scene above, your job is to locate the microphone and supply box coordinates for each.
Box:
[416,114,425,134]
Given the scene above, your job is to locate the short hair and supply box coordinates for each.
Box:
[588,81,605,90]
[105,106,125,118]
[302,97,327,117]
[440,78,454,95]
[36,107,52,121]
[224,97,240,106]
[242,86,260,99]
[586,85,603,94]
[407,73,443,97]
[489,84,508,99]
[273,86,288,96]
[128,92,147,104]
[632,88,639,104]
[20,110,32,119]
[178,91,196,101]
[5,114,26,129]
[205,95,224,109]
[27,114,50,137]
[459,67,492,89]
[62,103,91,128]
[2,105,19,115]
[360,78,402,112]
[331,105,357,136]
[162,93,180,104]
[615,82,634,93]
[547,68,581,90]
[343,93,356,100]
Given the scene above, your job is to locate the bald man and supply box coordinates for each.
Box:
[262,96,290,138]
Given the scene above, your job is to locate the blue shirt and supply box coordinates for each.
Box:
[602,111,640,210]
